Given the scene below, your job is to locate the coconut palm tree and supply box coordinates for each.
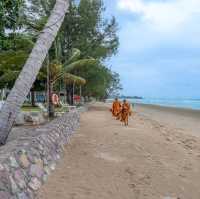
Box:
[51,49,96,85]
[0,0,69,145]
[47,48,96,117]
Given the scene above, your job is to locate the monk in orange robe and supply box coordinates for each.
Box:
[120,99,132,126]
[111,98,121,118]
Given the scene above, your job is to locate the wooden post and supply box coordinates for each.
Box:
[80,85,82,104]
[80,85,82,97]
[46,53,55,117]
[65,83,67,104]
[72,80,75,105]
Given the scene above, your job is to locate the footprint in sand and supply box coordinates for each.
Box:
[182,138,197,150]
[137,174,151,185]
[125,167,135,177]
[128,183,136,189]
[165,136,173,142]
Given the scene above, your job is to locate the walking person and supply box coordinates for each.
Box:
[111,98,121,118]
[120,99,132,126]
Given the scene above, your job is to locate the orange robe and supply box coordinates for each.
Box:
[120,102,132,125]
[112,101,121,117]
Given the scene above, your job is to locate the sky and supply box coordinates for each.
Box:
[104,0,200,99]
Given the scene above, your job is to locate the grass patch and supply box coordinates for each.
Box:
[21,106,69,112]
[22,106,41,112]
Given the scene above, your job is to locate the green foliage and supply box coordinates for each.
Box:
[0,50,27,88]
[64,73,86,85]
[0,49,46,90]
[64,48,81,65]
[1,34,34,51]
[0,0,25,35]
[0,0,121,100]
[61,0,119,61]
[0,33,33,88]
[64,58,97,73]
[50,48,93,86]
[0,34,45,90]
[57,0,121,98]
[73,63,121,99]
[107,71,122,97]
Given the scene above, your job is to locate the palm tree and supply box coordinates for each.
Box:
[51,49,96,84]
[0,0,69,145]
[47,49,96,117]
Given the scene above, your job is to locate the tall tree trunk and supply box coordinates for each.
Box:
[31,90,36,107]
[66,85,73,105]
[70,84,74,105]
[0,0,69,145]
[72,81,75,105]
[46,53,54,118]
[48,82,55,118]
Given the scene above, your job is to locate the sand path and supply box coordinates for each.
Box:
[38,103,200,199]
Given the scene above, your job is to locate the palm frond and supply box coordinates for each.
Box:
[65,48,81,65]
[64,73,86,85]
[63,58,97,73]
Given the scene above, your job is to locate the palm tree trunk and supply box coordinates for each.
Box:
[0,0,69,145]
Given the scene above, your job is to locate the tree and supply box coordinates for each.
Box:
[106,71,122,98]
[60,0,119,61]
[0,0,26,52]
[46,48,96,117]
[0,34,47,107]
[72,63,121,100]
[0,0,24,35]
[58,0,120,100]
[0,0,69,145]
[0,34,34,88]
[24,0,120,101]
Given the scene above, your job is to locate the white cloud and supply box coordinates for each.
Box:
[117,0,200,32]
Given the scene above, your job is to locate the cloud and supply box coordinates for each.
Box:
[103,0,200,98]
[117,0,200,32]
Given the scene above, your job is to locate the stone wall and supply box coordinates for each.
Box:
[0,110,80,199]
[15,112,46,126]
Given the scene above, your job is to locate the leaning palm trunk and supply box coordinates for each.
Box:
[0,0,69,145]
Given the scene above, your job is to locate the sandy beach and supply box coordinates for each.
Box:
[38,102,200,199]
[135,103,200,137]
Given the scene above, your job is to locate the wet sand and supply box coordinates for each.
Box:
[38,102,200,199]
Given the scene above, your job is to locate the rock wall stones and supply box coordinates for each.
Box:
[15,112,46,126]
[0,110,80,199]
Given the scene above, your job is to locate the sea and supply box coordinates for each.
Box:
[116,98,200,110]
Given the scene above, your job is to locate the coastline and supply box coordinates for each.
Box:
[134,102,200,117]
[134,103,200,137]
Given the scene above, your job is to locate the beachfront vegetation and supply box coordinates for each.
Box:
[0,0,121,144]
[0,0,121,99]
[0,0,69,144]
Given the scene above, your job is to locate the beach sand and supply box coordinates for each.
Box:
[38,102,200,199]
[135,103,200,137]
